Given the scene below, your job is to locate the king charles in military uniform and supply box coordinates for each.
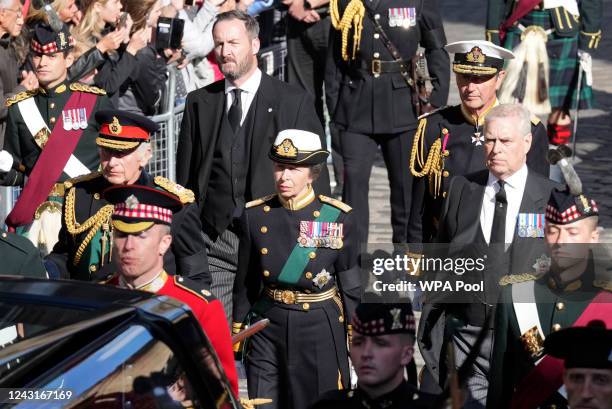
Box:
[325,0,450,244]
[46,110,210,285]
[101,184,238,397]
[0,22,111,253]
[487,185,612,409]
[408,40,549,243]
[232,129,361,409]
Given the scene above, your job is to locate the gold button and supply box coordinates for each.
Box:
[442,191,447,198]
[93,193,100,200]
[374,33,380,39]
[261,248,268,255]
[339,315,344,323]
[89,265,97,272]
[556,302,565,311]
[373,52,380,58]
[263,270,270,277]
[263,205,270,212]
[443,171,449,177]
[305,272,313,279]
[552,324,562,332]
[313,210,320,217]
[50,117,56,124]
[443,150,450,157]
[1,233,6,238]
[50,102,55,109]
[260,226,268,233]
[374,13,380,19]
[308,251,316,259]
[302,303,310,310]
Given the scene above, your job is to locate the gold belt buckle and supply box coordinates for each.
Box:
[279,290,297,304]
[371,59,382,76]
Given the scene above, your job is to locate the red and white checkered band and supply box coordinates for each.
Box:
[546,200,598,224]
[352,314,416,334]
[113,203,173,224]
[31,37,75,54]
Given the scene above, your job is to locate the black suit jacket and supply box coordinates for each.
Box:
[418,167,558,392]
[176,73,331,234]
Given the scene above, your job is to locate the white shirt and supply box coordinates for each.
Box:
[480,164,528,244]
[225,69,262,126]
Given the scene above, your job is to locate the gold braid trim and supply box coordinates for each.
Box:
[409,117,445,197]
[64,187,114,266]
[330,0,365,61]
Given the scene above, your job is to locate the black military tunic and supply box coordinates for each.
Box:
[0,230,47,278]
[1,81,111,186]
[233,189,361,409]
[408,103,550,243]
[487,263,612,409]
[310,380,437,409]
[45,171,211,285]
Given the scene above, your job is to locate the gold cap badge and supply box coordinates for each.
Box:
[466,46,486,64]
[109,116,122,135]
[275,138,298,158]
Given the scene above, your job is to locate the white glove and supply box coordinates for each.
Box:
[577,49,593,87]
[0,150,13,173]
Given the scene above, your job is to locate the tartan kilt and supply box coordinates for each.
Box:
[503,10,593,111]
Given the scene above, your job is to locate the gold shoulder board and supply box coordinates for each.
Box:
[64,171,104,189]
[5,89,38,107]
[174,276,211,303]
[319,195,352,213]
[154,176,195,204]
[594,279,612,292]
[499,273,538,286]
[70,83,107,95]
[246,194,277,209]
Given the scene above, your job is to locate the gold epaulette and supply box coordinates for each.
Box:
[594,279,612,292]
[499,273,538,286]
[64,171,104,189]
[410,116,445,199]
[154,176,195,204]
[246,194,277,209]
[70,83,107,95]
[5,89,38,107]
[531,115,541,126]
[319,195,352,213]
[174,275,212,302]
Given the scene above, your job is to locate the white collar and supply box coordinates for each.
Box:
[487,164,528,190]
[225,68,262,95]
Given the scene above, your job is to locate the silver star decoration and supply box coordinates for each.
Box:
[472,132,484,146]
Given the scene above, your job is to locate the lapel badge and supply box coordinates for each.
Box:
[532,254,551,276]
[312,269,332,289]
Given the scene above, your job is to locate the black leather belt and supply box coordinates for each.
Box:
[355,59,411,77]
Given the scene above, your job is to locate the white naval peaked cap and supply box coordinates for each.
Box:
[269,129,329,165]
[445,40,515,60]
[273,129,323,150]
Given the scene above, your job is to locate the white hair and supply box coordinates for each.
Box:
[0,0,15,9]
[484,103,532,137]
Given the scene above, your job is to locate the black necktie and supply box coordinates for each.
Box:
[490,180,507,244]
[228,89,242,132]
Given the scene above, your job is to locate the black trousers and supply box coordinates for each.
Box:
[340,130,413,244]
[246,300,349,409]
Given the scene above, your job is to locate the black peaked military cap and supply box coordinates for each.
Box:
[104,185,183,233]
[269,129,329,166]
[544,320,612,369]
[95,110,159,151]
[353,303,416,337]
[546,188,599,225]
[31,23,75,55]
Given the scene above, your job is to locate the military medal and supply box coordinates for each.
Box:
[388,8,397,27]
[471,131,484,146]
[518,213,545,238]
[79,108,88,129]
[62,109,72,130]
[298,221,344,248]
[71,109,79,130]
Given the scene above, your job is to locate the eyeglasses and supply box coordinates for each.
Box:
[2,7,23,17]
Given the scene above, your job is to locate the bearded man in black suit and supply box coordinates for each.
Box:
[417,104,558,408]
[176,10,330,321]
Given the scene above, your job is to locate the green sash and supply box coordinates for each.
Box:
[277,203,341,285]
